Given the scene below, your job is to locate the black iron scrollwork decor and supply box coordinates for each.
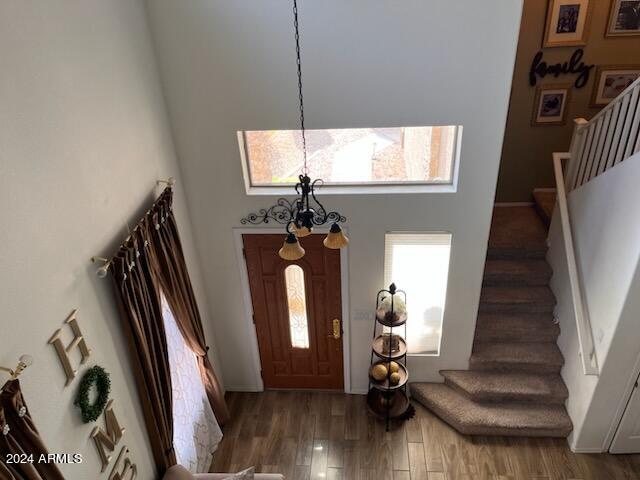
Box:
[240,174,346,232]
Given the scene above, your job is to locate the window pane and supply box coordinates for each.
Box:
[384,233,452,355]
[242,126,458,186]
[284,265,310,349]
[161,293,222,472]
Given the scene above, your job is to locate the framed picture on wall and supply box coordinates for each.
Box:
[607,1,640,36]
[543,0,591,47]
[532,84,571,126]
[591,65,640,107]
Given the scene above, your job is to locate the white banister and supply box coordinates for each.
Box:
[552,152,598,376]
[550,77,640,377]
[565,76,640,191]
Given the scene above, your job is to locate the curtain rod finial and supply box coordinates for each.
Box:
[91,256,111,278]
[157,177,176,187]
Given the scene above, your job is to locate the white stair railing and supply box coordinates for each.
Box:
[551,76,640,377]
[553,152,598,376]
[566,76,640,191]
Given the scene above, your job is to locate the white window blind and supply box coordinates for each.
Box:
[384,233,452,355]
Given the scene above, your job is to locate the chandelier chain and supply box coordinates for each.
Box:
[293,0,308,175]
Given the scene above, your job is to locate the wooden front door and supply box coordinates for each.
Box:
[243,234,344,390]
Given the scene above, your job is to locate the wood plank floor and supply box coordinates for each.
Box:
[211,391,640,480]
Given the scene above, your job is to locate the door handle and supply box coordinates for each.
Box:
[330,318,341,339]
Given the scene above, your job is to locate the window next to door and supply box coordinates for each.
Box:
[384,233,452,356]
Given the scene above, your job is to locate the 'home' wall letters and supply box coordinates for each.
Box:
[49,311,138,479]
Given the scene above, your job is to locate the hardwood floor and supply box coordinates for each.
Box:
[211,391,640,479]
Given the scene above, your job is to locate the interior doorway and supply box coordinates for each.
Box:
[242,234,344,390]
[610,370,640,453]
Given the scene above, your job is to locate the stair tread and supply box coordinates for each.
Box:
[489,207,548,249]
[441,370,568,403]
[475,313,560,343]
[477,312,555,325]
[533,189,557,226]
[410,383,572,437]
[487,246,547,260]
[484,259,552,279]
[480,286,556,305]
[471,342,564,368]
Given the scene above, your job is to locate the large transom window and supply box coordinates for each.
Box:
[239,126,460,193]
[384,233,452,356]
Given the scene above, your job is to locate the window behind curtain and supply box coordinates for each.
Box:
[161,293,223,473]
[384,233,452,355]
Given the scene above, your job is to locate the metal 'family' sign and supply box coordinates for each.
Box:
[529,48,594,88]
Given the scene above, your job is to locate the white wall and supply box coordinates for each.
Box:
[548,153,640,451]
[146,0,523,392]
[0,1,217,478]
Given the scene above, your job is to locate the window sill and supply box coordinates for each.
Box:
[245,183,457,196]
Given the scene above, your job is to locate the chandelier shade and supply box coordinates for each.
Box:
[278,233,306,261]
[291,223,313,238]
[323,223,349,249]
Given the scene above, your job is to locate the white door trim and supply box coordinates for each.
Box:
[232,227,352,393]
[603,349,640,451]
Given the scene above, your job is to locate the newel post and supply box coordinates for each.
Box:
[565,118,589,191]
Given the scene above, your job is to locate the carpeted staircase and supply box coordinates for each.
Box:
[410,204,573,437]
[532,188,557,227]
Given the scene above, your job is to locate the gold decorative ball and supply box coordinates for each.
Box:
[370,364,388,382]
[389,372,401,385]
[387,361,400,374]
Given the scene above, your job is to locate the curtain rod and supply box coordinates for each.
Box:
[91,177,176,278]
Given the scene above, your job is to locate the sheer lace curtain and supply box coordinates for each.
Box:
[161,294,223,473]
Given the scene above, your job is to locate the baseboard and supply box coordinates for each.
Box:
[349,388,368,395]
[225,385,368,394]
[569,446,604,453]
[224,385,263,393]
[494,202,534,207]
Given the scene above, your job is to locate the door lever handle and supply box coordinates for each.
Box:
[329,318,341,339]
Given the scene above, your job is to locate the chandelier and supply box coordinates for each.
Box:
[240,0,348,260]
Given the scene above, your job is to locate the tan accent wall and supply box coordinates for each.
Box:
[496,0,640,202]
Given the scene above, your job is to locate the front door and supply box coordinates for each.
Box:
[243,234,344,390]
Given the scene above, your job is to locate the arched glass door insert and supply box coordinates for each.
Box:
[284,264,310,349]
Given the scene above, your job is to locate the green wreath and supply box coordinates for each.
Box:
[74,365,111,423]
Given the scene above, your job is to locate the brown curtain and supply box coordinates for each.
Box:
[147,189,230,425]
[0,380,65,480]
[109,187,229,474]
[111,223,176,474]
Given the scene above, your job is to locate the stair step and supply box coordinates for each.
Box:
[470,342,564,373]
[533,189,557,227]
[440,370,568,404]
[488,207,548,260]
[410,383,572,437]
[487,245,548,260]
[479,286,556,313]
[474,313,560,343]
[483,259,552,286]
